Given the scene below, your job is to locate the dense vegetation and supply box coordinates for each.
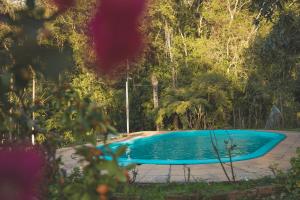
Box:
[0,0,299,199]
[30,0,300,134]
[1,0,299,137]
[135,0,300,131]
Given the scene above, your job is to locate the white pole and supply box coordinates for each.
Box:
[125,61,130,134]
[126,77,130,134]
[32,72,35,145]
[9,74,13,141]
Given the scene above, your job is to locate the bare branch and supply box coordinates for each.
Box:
[209,130,232,182]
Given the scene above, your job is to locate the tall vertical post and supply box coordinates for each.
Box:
[9,74,13,141]
[126,61,130,134]
[32,71,36,145]
[151,74,159,130]
[126,78,129,134]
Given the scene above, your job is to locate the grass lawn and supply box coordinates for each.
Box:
[284,128,300,132]
[115,177,278,199]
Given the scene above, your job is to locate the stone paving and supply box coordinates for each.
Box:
[57,130,300,183]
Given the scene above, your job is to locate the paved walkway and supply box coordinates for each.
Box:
[57,130,300,183]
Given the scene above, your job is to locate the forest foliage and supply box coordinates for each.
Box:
[1,0,299,137]
[92,0,298,132]
[0,0,299,199]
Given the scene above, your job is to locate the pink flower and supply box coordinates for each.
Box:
[51,0,75,11]
[0,145,45,200]
[89,0,146,74]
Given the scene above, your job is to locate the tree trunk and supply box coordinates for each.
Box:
[238,107,241,128]
[151,74,160,130]
[179,29,188,68]
[165,22,176,88]
[174,114,179,130]
[279,94,284,128]
[227,0,239,27]
[233,107,236,128]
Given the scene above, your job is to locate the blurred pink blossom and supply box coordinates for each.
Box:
[89,0,146,74]
[0,145,45,200]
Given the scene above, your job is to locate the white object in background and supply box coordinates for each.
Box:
[32,134,35,145]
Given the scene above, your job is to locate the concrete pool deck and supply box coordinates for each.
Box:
[57,130,300,183]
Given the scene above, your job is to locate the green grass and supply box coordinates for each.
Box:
[115,177,276,200]
[283,128,300,132]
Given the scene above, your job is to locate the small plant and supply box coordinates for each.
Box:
[224,137,237,182]
[270,148,300,199]
[128,166,139,184]
[210,129,237,183]
[183,165,191,183]
[167,165,171,183]
[62,145,134,200]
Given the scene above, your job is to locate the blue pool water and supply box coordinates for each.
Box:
[99,130,286,165]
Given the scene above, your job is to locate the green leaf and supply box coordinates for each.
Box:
[115,146,127,157]
[81,193,91,200]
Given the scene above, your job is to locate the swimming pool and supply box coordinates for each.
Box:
[99,130,286,165]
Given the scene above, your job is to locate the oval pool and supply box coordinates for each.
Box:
[99,130,286,165]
